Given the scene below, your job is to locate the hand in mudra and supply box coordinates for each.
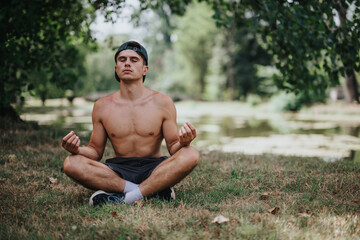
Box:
[62,131,81,154]
[179,122,197,146]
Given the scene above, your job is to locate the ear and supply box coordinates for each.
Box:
[143,65,149,76]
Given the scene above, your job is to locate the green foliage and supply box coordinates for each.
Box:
[226,25,272,100]
[259,1,343,92]
[171,2,218,99]
[270,90,327,112]
[138,0,192,16]
[205,0,360,102]
[76,35,129,96]
[270,92,303,112]
[246,94,262,106]
[134,1,176,48]
[157,0,360,102]
[136,1,220,100]
[133,1,227,100]
[135,2,177,92]
[25,42,87,104]
[1,0,90,113]
[0,0,126,118]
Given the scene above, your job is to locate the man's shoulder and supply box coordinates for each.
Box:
[93,91,118,110]
[151,90,174,105]
[95,91,118,104]
[148,89,172,102]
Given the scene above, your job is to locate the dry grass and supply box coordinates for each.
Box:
[1,118,360,239]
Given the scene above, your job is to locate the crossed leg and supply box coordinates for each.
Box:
[62,146,199,197]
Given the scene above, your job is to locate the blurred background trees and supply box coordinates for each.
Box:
[2,0,359,120]
[203,0,360,104]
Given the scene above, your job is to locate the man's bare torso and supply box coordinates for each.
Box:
[95,90,173,158]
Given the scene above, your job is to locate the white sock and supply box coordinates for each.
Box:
[124,187,143,204]
[124,181,138,194]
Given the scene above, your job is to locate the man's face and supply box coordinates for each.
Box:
[115,50,148,82]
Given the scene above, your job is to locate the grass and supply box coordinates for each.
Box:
[1,117,360,239]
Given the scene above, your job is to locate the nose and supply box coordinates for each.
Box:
[124,59,132,66]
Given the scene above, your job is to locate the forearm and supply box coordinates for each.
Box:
[168,141,188,156]
[76,145,101,161]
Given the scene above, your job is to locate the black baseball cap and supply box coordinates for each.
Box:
[114,41,148,82]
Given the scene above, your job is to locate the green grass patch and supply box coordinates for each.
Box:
[1,118,360,239]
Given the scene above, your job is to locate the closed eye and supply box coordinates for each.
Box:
[118,56,140,63]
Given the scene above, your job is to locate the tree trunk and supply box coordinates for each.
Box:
[199,68,206,95]
[337,0,360,103]
[0,76,22,121]
[0,105,21,121]
[344,67,360,103]
[225,27,235,100]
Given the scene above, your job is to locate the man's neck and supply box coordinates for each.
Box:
[119,79,147,101]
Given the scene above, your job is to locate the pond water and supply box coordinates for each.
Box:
[21,98,360,161]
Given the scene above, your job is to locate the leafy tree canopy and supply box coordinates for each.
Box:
[0,0,125,119]
[150,0,360,103]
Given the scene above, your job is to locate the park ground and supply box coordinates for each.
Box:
[1,102,360,239]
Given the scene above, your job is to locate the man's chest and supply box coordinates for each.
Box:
[101,105,164,138]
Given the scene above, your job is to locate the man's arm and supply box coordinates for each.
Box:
[161,97,197,155]
[61,101,107,161]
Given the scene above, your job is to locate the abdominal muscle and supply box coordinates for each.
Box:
[109,134,164,158]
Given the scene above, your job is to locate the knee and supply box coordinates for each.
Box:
[182,146,200,168]
[62,155,79,177]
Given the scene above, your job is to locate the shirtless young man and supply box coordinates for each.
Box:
[61,41,199,206]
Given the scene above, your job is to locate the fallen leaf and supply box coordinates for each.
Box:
[8,154,16,163]
[268,207,280,215]
[49,177,58,184]
[211,215,229,224]
[298,212,311,217]
[251,213,262,223]
[110,211,118,218]
[260,192,270,200]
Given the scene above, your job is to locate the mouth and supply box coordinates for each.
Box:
[123,69,132,73]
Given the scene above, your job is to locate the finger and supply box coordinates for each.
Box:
[190,128,196,138]
[61,131,75,146]
[186,122,196,131]
[65,135,77,148]
[180,127,186,137]
[71,138,80,153]
[183,124,192,136]
[186,122,197,137]
[71,136,79,146]
[183,126,190,137]
[179,131,188,144]
[63,131,75,142]
[181,128,189,140]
